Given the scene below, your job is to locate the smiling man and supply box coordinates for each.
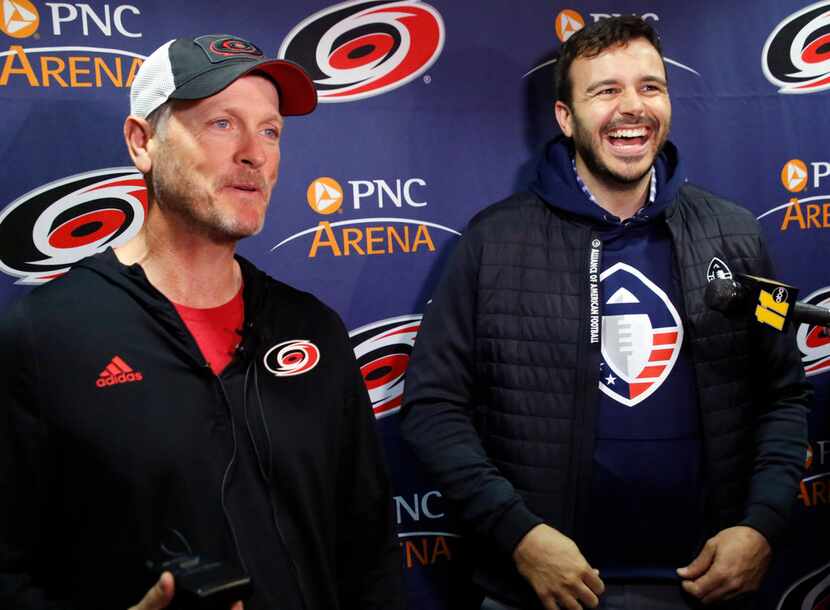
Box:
[0,35,402,610]
[401,16,810,610]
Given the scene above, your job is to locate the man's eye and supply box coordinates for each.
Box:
[214,119,231,129]
[263,128,280,139]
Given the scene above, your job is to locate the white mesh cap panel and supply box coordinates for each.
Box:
[130,40,176,119]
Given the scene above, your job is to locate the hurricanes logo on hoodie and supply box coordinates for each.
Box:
[599,263,683,407]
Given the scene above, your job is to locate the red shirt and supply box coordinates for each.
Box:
[173,287,244,375]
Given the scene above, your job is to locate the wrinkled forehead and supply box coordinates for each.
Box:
[171,74,283,122]
[571,39,667,85]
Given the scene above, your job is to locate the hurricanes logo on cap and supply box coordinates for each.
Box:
[307,177,344,215]
[555,9,585,42]
[279,0,444,103]
[0,0,39,38]
[781,159,809,192]
[0,168,147,284]
[207,37,263,58]
[762,2,830,94]
[349,314,421,418]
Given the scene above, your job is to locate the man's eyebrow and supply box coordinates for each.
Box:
[641,75,668,86]
[211,106,285,126]
[585,75,667,92]
[585,78,620,93]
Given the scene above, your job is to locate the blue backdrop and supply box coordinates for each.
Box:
[1,1,828,607]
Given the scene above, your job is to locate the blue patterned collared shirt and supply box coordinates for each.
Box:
[572,158,656,220]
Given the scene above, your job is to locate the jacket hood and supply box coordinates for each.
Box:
[530,135,685,229]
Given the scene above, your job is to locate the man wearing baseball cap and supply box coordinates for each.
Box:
[0,35,402,610]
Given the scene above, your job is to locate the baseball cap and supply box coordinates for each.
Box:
[130,34,317,119]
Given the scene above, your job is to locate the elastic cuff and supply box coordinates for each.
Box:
[739,503,787,549]
[490,501,544,556]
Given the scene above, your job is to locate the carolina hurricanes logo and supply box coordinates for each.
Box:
[0,168,147,285]
[263,340,321,377]
[278,0,444,102]
[776,561,830,610]
[349,314,421,418]
[796,287,830,376]
[762,1,830,94]
[599,263,683,407]
[208,38,263,57]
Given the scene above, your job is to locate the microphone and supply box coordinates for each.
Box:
[705,275,830,330]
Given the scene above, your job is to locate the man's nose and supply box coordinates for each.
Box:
[618,87,645,115]
[234,129,267,168]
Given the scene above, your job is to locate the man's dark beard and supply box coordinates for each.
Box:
[571,115,667,188]
[574,135,654,187]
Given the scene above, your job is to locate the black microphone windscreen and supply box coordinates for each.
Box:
[704,278,749,314]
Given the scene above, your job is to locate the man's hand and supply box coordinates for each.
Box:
[677,526,771,605]
[129,572,175,610]
[513,524,604,610]
[128,572,244,610]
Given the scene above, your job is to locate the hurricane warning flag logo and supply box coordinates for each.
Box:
[762,1,830,94]
[349,314,421,418]
[0,168,147,285]
[796,286,830,376]
[279,0,444,102]
[599,263,683,407]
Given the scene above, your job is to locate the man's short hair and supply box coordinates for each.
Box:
[554,16,664,106]
[145,101,173,138]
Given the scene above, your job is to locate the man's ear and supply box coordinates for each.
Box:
[123,116,155,174]
[554,100,574,137]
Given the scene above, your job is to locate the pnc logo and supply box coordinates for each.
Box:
[553,9,659,42]
[796,439,830,509]
[0,2,142,39]
[758,158,830,231]
[273,174,460,259]
[555,9,584,42]
[307,177,344,215]
[1,0,39,38]
[781,159,808,193]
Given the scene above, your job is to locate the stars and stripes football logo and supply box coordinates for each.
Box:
[599,263,683,407]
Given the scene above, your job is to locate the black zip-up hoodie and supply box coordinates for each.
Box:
[0,249,403,610]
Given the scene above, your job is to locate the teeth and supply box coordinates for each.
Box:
[608,128,647,138]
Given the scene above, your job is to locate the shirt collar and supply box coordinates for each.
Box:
[571,157,657,213]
